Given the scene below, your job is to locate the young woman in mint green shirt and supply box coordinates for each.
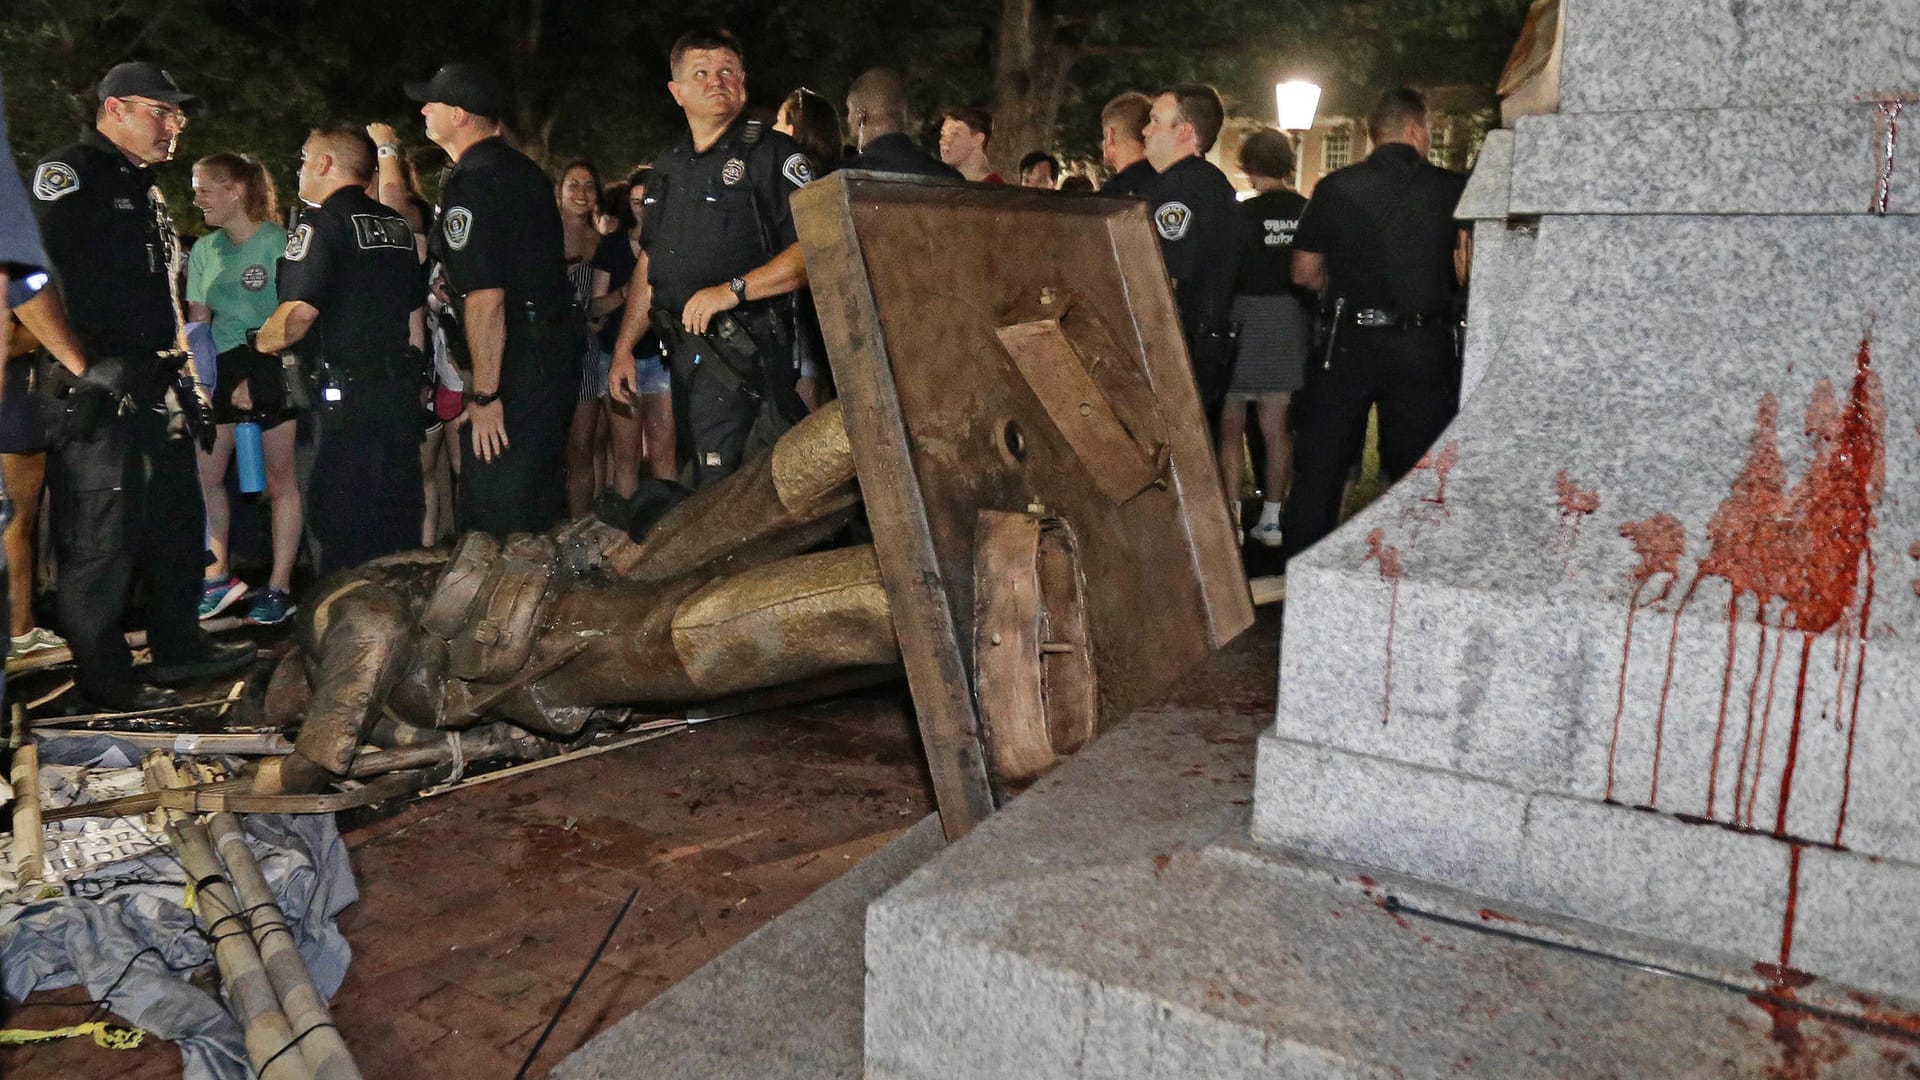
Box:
[186,153,300,625]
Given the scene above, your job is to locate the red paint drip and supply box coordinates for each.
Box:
[1732,603,1772,824]
[1648,573,1703,806]
[1553,471,1601,574]
[1834,548,1874,847]
[1363,528,1405,726]
[1607,515,1686,802]
[1872,100,1904,215]
[1705,594,1740,818]
[1747,619,1789,828]
[1774,635,1817,837]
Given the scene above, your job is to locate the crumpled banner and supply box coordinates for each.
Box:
[1,735,359,1080]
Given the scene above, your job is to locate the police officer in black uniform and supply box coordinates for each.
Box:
[1140,84,1242,430]
[255,126,426,576]
[408,63,576,536]
[610,28,813,490]
[21,62,251,712]
[1282,88,1468,565]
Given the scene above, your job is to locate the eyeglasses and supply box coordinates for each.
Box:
[122,98,189,130]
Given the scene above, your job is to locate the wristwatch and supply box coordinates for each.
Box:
[376,144,401,160]
[727,276,749,301]
[465,389,502,406]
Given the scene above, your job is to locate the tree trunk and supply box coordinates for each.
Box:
[505,0,556,163]
[990,0,1077,177]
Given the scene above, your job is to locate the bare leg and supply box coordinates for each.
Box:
[1215,400,1248,524]
[607,395,643,499]
[1,451,45,636]
[1256,392,1292,505]
[419,424,443,546]
[565,398,599,518]
[260,420,302,593]
[642,390,676,480]
[198,424,237,580]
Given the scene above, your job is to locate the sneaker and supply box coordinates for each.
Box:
[245,587,296,627]
[8,627,67,661]
[199,576,249,620]
[1249,521,1284,548]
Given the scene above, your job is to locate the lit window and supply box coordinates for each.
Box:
[1322,127,1351,172]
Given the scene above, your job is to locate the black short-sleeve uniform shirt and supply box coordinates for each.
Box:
[1142,154,1241,336]
[1290,143,1466,315]
[1101,158,1156,199]
[430,136,569,315]
[642,115,813,314]
[1234,188,1309,297]
[277,187,424,364]
[30,128,176,356]
[842,134,960,180]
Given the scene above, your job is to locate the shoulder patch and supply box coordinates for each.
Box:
[32,162,79,202]
[1154,201,1192,241]
[284,223,314,262]
[781,153,814,188]
[443,206,474,252]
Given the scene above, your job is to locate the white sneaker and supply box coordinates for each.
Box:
[9,626,66,660]
[1249,521,1284,548]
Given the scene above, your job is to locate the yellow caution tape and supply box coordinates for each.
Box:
[0,1020,145,1050]
[182,879,197,913]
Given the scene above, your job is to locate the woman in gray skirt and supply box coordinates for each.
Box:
[1222,128,1313,547]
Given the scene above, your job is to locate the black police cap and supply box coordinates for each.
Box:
[404,64,507,119]
[98,62,206,119]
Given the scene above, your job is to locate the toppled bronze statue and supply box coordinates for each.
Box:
[259,401,898,793]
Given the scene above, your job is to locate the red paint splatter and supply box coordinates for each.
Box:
[1476,908,1513,923]
[1555,471,1601,516]
[1417,441,1459,505]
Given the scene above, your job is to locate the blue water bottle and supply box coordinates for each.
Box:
[234,421,266,493]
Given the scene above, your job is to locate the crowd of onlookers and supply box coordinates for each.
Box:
[3,40,1468,721]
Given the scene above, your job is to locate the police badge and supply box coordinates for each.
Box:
[1154,201,1192,241]
[284,223,314,262]
[31,162,79,202]
[444,206,474,251]
[721,158,747,187]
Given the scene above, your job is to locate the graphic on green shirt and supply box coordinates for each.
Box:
[186,223,286,353]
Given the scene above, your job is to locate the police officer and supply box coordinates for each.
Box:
[1141,84,1241,430]
[408,63,576,536]
[1099,92,1156,198]
[1281,88,1468,565]
[610,28,813,490]
[254,126,426,577]
[20,62,251,712]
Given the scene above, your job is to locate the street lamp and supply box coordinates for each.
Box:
[1274,80,1321,132]
[1274,80,1320,188]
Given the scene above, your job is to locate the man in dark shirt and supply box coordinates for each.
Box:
[1099,92,1154,197]
[409,63,576,535]
[843,68,962,180]
[1282,88,1469,564]
[1,72,48,723]
[1141,83,1241,430]
[20,62,252,712]
[609,28,813,489]
[256,126,426,576]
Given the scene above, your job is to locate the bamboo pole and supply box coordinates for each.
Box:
[169,818,312,1080]
[208,812,362,1080]
[10,706,42,885]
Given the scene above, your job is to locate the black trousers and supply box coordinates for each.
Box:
[1280,326,1459,564]
[669,337,801,491]
[308,376,425,578]
[48,403,211,697]
[459,324,576,537]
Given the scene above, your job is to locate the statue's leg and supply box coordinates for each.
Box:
[607,399,860,582]
[502,543,898,721]
[283,578,416,788]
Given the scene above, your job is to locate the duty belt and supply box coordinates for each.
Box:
[1345,308,1452,329]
